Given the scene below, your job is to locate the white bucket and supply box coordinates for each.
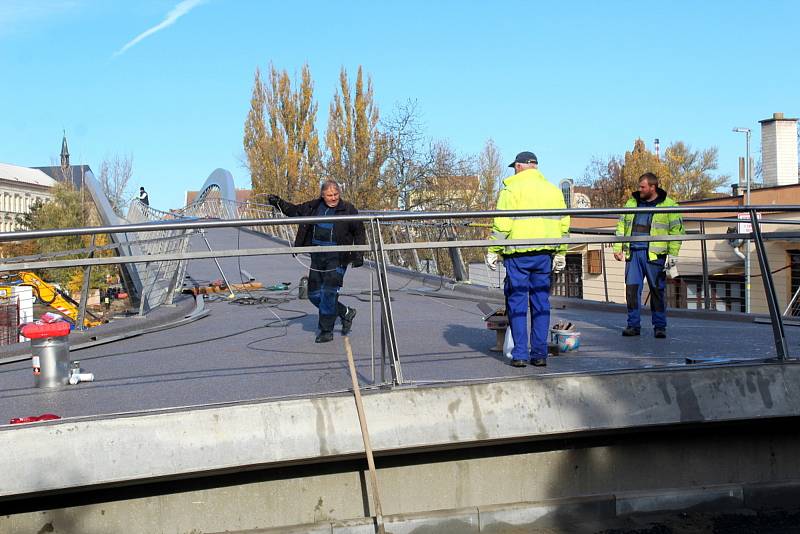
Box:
[550,329,581,352]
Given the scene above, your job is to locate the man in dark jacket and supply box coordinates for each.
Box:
[268,181,366,343]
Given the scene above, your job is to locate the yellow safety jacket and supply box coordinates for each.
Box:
[613,188,684,261]
[489,168,570,255]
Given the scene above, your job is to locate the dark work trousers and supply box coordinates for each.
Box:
[625,248,667,329]
[503,253,552,362]
[307,252,349,333]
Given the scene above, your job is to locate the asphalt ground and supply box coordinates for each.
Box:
[0,227,797,424]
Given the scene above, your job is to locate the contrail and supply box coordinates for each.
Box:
[113,0,206,57]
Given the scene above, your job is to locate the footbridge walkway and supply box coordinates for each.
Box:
[0,169,799,533]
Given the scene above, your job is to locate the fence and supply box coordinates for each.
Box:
[0,204,798,382]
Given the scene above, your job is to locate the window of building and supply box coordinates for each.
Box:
[552,254,583,298]
[669,276,744,312]
[560,180,572,208]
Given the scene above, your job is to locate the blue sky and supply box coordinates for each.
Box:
[1,0,798,210]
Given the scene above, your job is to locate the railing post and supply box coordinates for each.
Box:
[699,222,711,310]
[368,218,403,385]
[749,208,789,360]
[445,222,467,281]
[601,244,609,302]
[77,234,96,330]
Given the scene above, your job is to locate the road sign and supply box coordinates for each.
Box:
[737,212,761,234]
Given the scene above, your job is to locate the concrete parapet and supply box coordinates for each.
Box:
[2,362,800,500]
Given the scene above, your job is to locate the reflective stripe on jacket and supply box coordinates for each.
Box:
[613,188,684,261]
[489,168,570,255]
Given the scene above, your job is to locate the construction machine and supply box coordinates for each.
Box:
[1,272,102,328]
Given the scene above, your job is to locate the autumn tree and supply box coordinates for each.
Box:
[243,63,322,202]
[98,153,134,216]
[325,66,390,209]
[620,139,671,197]
[12,182,116,291]
[662,141,728,200]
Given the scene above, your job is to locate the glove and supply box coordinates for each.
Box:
[664,255,678,278]
[351,255,364,268]
[267,194,280,207]
[552,254,566,274]
[486,251,500,271]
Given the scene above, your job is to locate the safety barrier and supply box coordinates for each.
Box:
[0,203,798,384]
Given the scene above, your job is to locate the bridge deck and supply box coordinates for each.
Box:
[0,227,795,424]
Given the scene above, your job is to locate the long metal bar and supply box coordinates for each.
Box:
[3,205,800,242]
[370,266,375,385]
[601,245,609,302]
[699,221,711,310]
[745,130,752,315]
[77,234,96,330]
[3,231,791,273]
[200,229,235,299]
[749,209,789,360]
[370,219,403,385]
[365,222,385,385]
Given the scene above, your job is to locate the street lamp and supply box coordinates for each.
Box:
[732,127,751,313]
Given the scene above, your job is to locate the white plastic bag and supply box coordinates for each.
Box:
[503,325,514,359]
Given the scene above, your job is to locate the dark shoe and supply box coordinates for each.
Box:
[341,307,357,335]
[531,358,547,367]
[654,328,667,339]
[315,332,333,343]
[510,359,527,368]
[622,327,641,337]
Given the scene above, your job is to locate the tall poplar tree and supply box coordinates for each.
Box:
[477,138,502,209]
[243,64,321,202]
[325,66,389,208]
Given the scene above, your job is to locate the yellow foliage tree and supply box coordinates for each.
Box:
[325,66,390,209]
[663,141,728,200]
[621,139,671,201]
[244,64,322,203]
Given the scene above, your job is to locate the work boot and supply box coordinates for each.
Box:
[341,307,357,335]
[510,358,527,368]
[531,358,547,367]
[622,327,641,337]
[654,327,667,339]
[315,331,334,343]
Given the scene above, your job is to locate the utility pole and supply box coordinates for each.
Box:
[732,127,751,313]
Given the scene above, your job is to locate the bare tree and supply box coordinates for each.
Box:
[478,138,503,209]
[578,155,625,208]
[98,154,134,216]
[382,99,434,210]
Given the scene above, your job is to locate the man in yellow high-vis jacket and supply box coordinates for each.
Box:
[487,151,570,368]
[613,172,684,338]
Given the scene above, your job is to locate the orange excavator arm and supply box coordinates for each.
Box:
[17,272,102,328]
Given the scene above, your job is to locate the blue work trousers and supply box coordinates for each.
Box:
[625,248,667,329]
[503,254,552,361]
[308,252,348,333]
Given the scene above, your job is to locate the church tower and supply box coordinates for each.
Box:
[60,131,71,181]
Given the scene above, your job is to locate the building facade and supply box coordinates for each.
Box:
[0,163,57,232]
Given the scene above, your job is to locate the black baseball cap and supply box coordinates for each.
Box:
[508,151,538,167]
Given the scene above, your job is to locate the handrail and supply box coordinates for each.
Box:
[3,204,796,375]
[3,204,800,243]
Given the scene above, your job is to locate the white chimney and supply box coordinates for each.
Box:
[759,112,798,186]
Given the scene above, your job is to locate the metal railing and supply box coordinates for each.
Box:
[1,204,798,382]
